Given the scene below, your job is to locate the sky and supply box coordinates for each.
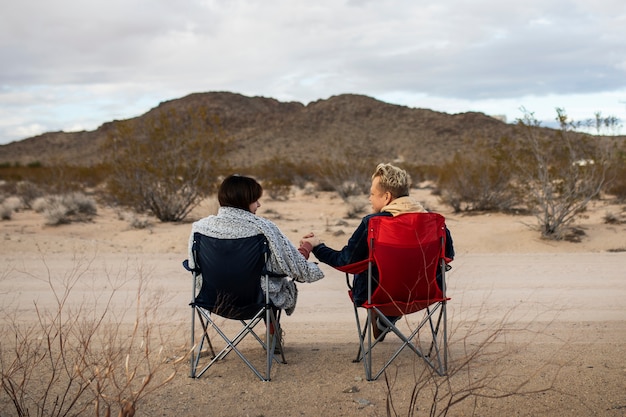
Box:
[1,0,625,145]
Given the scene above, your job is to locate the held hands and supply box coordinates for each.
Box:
[300,232,321,248]
[297,232,316,260]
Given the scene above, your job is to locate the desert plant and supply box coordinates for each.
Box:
[32,197,48,213]
[0,203,13,220]
[38,193,97,225]
[103,107,230,222]
[0,255,183,417]
[344,195,369,218]
[313,158,375,201]
[0,196,23,220]
[604,142,626,201]
[587,111,623,136]
[15,181,44,209]
[508,109,612,239]
[603,211,625,225]
[383,303,566,417]
[250,156,313,200]
[437,147,520,213]
[0,164,107,195]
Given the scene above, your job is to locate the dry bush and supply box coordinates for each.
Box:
[382,303,567,416]
[0,165,107,195]
[0,254,184,417]
[15,181,44,209]
[509,109,612,239]
[344,195,369,219]
[36,193,98,225]
[311,158,375,201]
[437,148,520,213]
[0,202,13,220]
[103,108,229,222]
[1,196,23,220]
[604,142,626,201]
[249,156,313,200]
[115,210,154,230]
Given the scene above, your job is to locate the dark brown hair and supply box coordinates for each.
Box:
[217,175,263,211]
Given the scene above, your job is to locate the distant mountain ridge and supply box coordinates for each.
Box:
[0,92,519,167]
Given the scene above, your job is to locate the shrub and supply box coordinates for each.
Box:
[437,147,519,213]
[0,203,13,220]
[509,109,612,239]
[1,196,23,212]
[0,164,106,194]
[15,181,43,208]
[344,195,369,218]
[603,211,625,225]
[39,193,98,225]
[0,256,183,416]
[312,158,375,200]
[32,196,48,213]
[604,142,626,201]
[103,108,229,222]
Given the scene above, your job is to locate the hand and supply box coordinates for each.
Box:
[301,235,321,247]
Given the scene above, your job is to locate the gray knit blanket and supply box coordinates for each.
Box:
[188,206,324,315]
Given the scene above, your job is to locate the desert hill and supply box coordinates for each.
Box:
[0,92,516,168]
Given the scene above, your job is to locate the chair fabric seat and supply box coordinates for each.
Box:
[185,232,286,381]
[336,212,452,380]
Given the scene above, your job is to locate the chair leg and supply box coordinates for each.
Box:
[191,306,288,381]
[352,304,449,380]
[191,308,217,378]
[190,305,196,378]
[352,306,375,380]
[270,309,287,364]
[352,303,367,363]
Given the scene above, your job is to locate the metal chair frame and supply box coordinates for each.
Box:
[338,213,450,380]
[185,233,286,381]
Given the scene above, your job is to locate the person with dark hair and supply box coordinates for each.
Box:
[188,175,324,316]
[301,163,454,339]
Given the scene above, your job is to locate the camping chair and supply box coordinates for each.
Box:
[183,233,286,381]
[335,212,451,381]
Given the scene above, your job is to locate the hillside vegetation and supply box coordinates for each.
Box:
[1,92,624,239]
[0,92,517,168]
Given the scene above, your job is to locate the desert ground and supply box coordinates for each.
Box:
[1,187,625,417]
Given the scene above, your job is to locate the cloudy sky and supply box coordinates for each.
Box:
[1,0,625,145]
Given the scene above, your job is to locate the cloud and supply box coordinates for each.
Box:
[1,0,625,144]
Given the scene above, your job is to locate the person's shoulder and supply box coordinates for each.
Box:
[191,215,211,229]
[362,212,392,222]
[257,216,284,234]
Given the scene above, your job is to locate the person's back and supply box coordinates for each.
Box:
[302,163,454,338]
[189,174,324,316]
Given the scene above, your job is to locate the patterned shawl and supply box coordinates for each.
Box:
[188,206,324,315]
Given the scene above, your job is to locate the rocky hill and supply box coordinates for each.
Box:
[0,92,522,168]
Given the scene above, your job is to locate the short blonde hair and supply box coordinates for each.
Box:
[372,163,411,198]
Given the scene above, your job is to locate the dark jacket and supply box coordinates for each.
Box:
[312,212,455,305]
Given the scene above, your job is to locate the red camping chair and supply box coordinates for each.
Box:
[336,212,451,380]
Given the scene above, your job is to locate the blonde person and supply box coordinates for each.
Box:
[301,163,454,339]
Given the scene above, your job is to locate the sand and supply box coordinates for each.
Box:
[1,189,625,417]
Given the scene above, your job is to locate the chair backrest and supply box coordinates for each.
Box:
[367,212,448,315]
[191,233,269,320]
